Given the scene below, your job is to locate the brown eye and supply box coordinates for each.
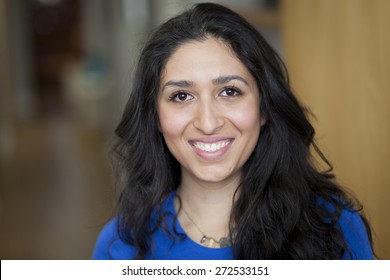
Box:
[178,92,188,101]
[225,88,236,96]
[169,91,194,102]
[220,87,242,97]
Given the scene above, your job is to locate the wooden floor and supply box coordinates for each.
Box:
[0,115,114,259]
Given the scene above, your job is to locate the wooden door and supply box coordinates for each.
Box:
[281,0,390,259]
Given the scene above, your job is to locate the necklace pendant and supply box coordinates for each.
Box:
[208,238,216,247]
[200,236,207,243]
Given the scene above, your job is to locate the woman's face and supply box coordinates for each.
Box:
[157,38,263,185]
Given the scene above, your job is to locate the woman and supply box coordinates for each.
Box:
[93,3,374,260]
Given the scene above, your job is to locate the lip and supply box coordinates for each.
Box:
[188,137,234,161]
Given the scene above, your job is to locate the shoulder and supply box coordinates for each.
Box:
[338,207,374,259]
[92,218,137,260]
[92,193,177,260]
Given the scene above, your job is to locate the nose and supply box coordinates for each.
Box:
[192,99,225,134]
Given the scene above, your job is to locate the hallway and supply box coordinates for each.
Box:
[1,0,389,260]
[0,116,114,259]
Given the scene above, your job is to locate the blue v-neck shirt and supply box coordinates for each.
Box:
[92,193,373,260]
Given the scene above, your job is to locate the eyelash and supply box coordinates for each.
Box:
[168,91,193,102]
[220,86,243,97]
[168,86,243,103]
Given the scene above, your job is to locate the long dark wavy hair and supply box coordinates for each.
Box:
[112,2,373,259]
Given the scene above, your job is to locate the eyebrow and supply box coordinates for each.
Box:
[162,80,194,90]
[161,75,249,92]
[212,75,249,86]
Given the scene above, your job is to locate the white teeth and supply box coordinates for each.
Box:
[193,140,230,152]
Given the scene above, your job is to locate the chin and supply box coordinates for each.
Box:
[194,169,235,184]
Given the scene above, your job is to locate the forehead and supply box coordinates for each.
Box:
[160,38,254,84]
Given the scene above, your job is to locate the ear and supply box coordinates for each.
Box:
[260,116,267,127]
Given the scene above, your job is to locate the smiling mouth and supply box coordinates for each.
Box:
[191,140,232,153]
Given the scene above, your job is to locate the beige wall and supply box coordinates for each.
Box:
[281,0,390,259]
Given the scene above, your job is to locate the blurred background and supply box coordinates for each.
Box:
[0,0,388,259]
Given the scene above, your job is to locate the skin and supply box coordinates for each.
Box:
[157,37,263,246]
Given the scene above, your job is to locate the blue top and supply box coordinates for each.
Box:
[92,193,373,260]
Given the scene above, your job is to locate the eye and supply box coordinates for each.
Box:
[169,91,194,102]
[220,86,242,97]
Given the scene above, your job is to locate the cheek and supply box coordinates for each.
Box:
[228,104,261,133]
[158,108,191,141]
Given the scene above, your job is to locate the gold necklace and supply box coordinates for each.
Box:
[180,206,234,248]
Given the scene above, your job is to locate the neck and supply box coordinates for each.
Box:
[175,171,240,247]
[178,170,240,215]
